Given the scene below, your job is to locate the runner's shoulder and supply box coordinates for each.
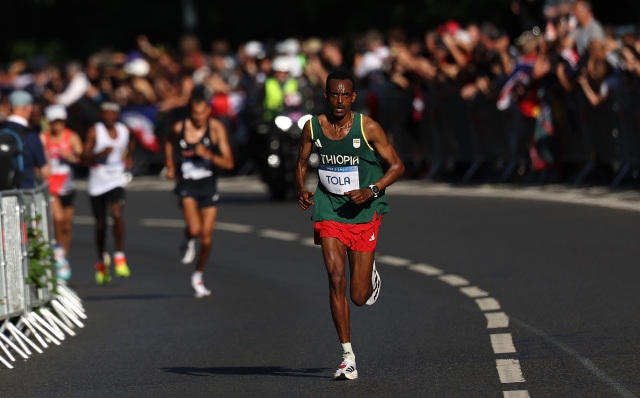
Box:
[361,115,383,139]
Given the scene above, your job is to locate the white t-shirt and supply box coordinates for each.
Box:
[88,122,129,196]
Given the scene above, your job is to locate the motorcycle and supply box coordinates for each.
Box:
[255,111,319,200]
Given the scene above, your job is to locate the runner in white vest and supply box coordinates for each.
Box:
[83,102,135,285]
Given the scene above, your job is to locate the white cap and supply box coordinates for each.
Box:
[124,58,150,77]
[272,56,290,73]
[45,105,67,122]
[276,38,300,55]
[244,41,265,58]
[100,102,121,112]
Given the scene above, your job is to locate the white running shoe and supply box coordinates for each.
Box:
[191,272,211,298]
[366,261,381,305]
[180,237,196,264]
[333,357,358,380]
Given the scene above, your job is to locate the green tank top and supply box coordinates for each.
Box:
[310,112,390,224]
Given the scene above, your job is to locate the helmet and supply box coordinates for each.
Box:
[272,57,290,73]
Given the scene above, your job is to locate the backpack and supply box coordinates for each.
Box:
[0,125,24,190]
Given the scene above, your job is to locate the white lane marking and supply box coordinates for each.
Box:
[259,229,300,241]
[377,255,411,266]
[301,237,320,248]
[216,222,254,233]
[503,391,530,398]
[513,318,637,398]
[74,216,112,225]
[491,333,516,354]
[140,218,184,228]
[409,264,444,276]
[496,359,526,383]
[460,286,489,298]
[438,274,470,286]
[486,312,510,329]
[476,298,501,311]
[139,219,253,233]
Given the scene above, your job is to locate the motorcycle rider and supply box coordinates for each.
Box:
[263,57,303,121]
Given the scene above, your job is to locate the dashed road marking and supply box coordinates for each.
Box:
[139,218,184,228]
[74,216,112,225]
[377,255,411,266]
[476,297,501,311]
[438,274,470,286]
[259,229,300,241]
[496,359,526,383]
[503,391,531,398]
[491,333,516,354]
[216,222,254,233]
[300,237,320,248]
[460,286,489,298]
[486,312,510,328]
[409,264,444,275]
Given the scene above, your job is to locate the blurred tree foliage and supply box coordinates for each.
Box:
[2,0,638,64]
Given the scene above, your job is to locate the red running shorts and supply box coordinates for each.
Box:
[313,213,383,252]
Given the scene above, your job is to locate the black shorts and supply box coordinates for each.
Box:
[175,185,219,209]
[90,187,126,219]
[55,191,76,207]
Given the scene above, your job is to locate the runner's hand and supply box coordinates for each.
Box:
[298,190,314,210]
[165,165,175,180]
[195,143,210,159]
[345,188,373,205]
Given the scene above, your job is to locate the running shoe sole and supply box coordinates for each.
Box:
[334,370,358,380]
[366,262,380,305]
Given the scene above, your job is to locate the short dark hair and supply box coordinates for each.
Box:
[326,70,355,92]
[189,84,211,107]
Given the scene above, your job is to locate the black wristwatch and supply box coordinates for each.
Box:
[369,185,380,198]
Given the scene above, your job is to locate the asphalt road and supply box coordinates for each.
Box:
[2,185,640,397]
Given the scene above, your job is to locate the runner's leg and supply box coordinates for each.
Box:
[90,194,107,259]
[195,206,218,273]
[321,237,350,343]
[61,204,75,254]
[181,197,202,242]
[51,195,65,246]
[347,251,375,306]
[111,199,125,253]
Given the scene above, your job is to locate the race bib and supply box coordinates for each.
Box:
[319,165,359,195]
[97,162,125,180]
[181,160,213,180]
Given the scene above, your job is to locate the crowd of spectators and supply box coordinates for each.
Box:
[1,0,639,177]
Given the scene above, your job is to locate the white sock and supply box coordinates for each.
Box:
[341,342,355,361]
[114,251,125,259]
[192,271,203,281]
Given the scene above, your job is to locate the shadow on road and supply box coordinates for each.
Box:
[161,366,331,379]
[83,294,193,301]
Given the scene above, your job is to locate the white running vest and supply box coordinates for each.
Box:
[88,122,129,196]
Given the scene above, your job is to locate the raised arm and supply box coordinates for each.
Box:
[295,120,314,210]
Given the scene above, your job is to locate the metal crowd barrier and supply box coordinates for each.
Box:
[0,184,86,369]
[378,83,640,187]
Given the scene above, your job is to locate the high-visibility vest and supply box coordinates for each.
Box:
[264,77,299,112]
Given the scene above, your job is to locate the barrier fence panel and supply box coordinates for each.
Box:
[0,184,85,369]
[1,194,26,318]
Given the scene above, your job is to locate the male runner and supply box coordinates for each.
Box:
[164,89,234,298]
[295,70,404,380]
[41,105,83,280]
[83,102,135,285]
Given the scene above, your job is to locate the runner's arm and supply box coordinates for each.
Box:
[81,126,112,165]
[345,116,404,205]
[125,127,136,170]
[295,120,314,210]
[164,121,182,179]
[365,116,404,190]
[205,118,234,170]
[70,132,84,161]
